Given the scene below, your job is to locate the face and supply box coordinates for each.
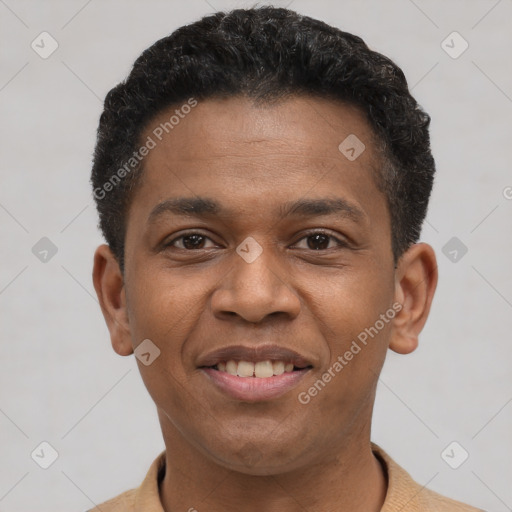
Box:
[103,95,405,474]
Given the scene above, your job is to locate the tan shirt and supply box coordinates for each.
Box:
[87,442,484,511]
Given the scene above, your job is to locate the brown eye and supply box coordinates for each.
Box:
[306,233,330,250]
[295,231,347,251]
[181,234,206,249]
[165,232,216,250]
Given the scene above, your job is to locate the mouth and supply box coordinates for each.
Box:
[202,359,311,378]
[197,345,314,402]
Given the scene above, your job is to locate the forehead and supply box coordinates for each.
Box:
[142,95,378,161]
[126,95,388,234]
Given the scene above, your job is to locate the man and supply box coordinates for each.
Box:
[89,6,483,511]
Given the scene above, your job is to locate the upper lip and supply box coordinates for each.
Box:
[197,344,314,368]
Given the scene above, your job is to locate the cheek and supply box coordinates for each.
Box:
[123,274,196,409]
[126,264,204,342]
[312,262,394,340]
[303,266,393,399]
[297,299,391,433]
[126,274,200,416]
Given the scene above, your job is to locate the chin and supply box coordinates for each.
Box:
[205,438,310,476]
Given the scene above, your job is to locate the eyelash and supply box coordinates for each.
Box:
[164,230,349,251]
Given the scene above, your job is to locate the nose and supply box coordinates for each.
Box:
[210,241,301,324]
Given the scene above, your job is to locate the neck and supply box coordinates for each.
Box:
[157,413,387,512]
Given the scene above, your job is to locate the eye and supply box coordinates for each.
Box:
[163,230,348,252]
[165,232,218,250]
[294,230,348,251]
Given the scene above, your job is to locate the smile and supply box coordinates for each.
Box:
[213,359,302,378]
[200,360,312,402]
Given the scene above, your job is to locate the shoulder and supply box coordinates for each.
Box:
[84,450,166,512]
[417,485,486,511]
[85,488,137,511]
[371,442,485,512]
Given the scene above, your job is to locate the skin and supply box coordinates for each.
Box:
[93,95,437,512]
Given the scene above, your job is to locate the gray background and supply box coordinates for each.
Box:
[1,0,511,510]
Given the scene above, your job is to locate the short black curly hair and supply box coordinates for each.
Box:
[91,6,435,274]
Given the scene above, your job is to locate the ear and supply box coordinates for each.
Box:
[92,244,133,356]
[389,242,438,355]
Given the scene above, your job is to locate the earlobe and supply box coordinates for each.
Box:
[92,244,134,357]
[389,243,438,355]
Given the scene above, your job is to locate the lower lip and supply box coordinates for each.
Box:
[200,367,310,402]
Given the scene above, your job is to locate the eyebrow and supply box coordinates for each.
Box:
[147,196,366,225]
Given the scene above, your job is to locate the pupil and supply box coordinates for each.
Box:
[308,234,329,250]
[183,234,204,249]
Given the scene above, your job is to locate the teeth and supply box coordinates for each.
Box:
[215,359,300,377]
[254,361,274,378]
[272,361,285,375]
[226,360,238,376]
[237,361,255,377]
